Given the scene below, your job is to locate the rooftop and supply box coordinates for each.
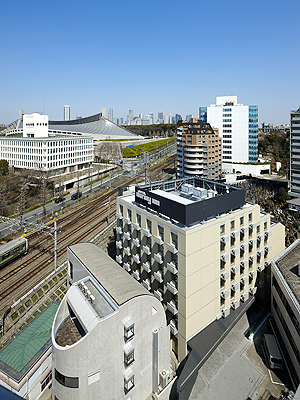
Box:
[0,302,58,381]
[273,240,300,306]
[68,243,150,306]
[133,177,245,226]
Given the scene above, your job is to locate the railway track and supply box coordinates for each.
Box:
[0,156,176,315]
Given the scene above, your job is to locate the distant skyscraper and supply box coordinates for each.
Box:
[127,110,133,123]
[175,114,182,124]
[102,108,107,118]
[289,107,300,197]
[185,114,193,122]
[158,112,163,120]
[64,105,70,121]
[200,96,258,163]
[108,108,113,122]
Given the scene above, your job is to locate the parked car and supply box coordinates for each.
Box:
[71,192,82,200]
[55,197,65,203]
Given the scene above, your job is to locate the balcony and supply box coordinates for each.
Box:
[231,265,239,274]
[167,281,178,295]
[124,247,131,256]
[116,212,123,219]
[249,270,257,279]
[133,254,141,264]
[221,253,229,262]
[167,301,178,315]
[166,243,178,254]
[220,288,229,299]
[124,232,131,241]
[167,262,178,275]
[116,226,123,234]
[143,279,151,291]
[169,320,178,337]
[154,252,163,264]
[133,270,140,281]
[142,228,151,237]
[132,222,141,231]
[116,255,122,264]
[154,289,163,302]
[240,275,248,285]
[230,281,239,292]
[132,238,141,247]
[116,240,123,249]
[142,261,151,273]
[231,231,239,239]
[220,270,230,281]
[142,245,151,255]
[153,235,164,245]
[154,270,163,283]
[123,217,131,225]
[124,262,131,272]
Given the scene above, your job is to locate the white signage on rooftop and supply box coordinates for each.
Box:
[136,190,160,207]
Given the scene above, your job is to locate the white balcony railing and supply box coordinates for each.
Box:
[116,240,123,249]
[124,262,131,272]
[143,279,151,291]
[133,270,140,281]
[169,320,178,337]
[167,281,178,295]
[142,262,151,273]
[142,228,151,237]
[167,301,178,315]
[142,245,151,255]
[154,289,163,302]
[123,217,131,225]
[124,247,131,256]
[154,270,163,283]
[124,232,131,241]
[167,262,178,275]
[116,212,123,219]
[166,243,178,254]
[153,235,164,245]
[132,238,141,247]
[154,253,163,264]
[132,222,141,231]
[116,226,123,234]
[133,254,141,264]
[116,255,122,264]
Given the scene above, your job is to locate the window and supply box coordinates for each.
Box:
[158,225,164,240]
[124,373,134,393]
[137,214,141,225]
[69,261,73,280]
[240,216,244,226]
[124,348,134,366]
[249,213,252,222]
[264,221,267,230]
[257,225,260,234]
[147,219,152,233]
[128,209,132,219]
[55,369,79,388]
[41,371,52,391]
[220,224,225,234]
[124,321,134,340]
[230,220,235,230]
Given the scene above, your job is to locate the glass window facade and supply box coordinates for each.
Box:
[248,106,258,162]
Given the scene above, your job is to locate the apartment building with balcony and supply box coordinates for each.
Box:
[52,243,174,400]
[176,118,222,180]
[271,240,300,389]
[116,177,285,363]
[289,107,300,197]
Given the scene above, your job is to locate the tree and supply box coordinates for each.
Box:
[275,187,290,203]
[0,159,9,175]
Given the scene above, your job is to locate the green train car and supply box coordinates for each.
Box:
[0,237,28,269]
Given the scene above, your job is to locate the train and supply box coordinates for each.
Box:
[0,237,28,269]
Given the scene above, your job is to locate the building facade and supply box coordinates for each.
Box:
[0,112,93,174]
[271,240,300,389]
[116,178,285,361]
[289,107,300,198]
[52,243,174,400]
[199,96,258,163]
[176,118,222,180]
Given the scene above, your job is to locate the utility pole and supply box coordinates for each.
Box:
[108,197,111,222]
[144,151,148,183]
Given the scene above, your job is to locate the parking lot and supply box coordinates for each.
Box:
[188,311,292,400]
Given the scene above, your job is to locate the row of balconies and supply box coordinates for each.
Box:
[220,286,257,309]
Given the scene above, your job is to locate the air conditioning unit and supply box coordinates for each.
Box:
[221,271,230,281]
[257,265,265,273]
[159,370,170,388]
[220,235,229,243]
[221,289,229,299]
[222,308,230,318]
[249,286,257,295]
[241,226,248,234]
[264,260,270,267]
[86,289,91,300]
[90,295,95,304]
[231,282,239,292]
[231,300,240,310]
[249,270,257,279]
[221,253,229,262]
[231,265,239,274]
[240,292,249,302]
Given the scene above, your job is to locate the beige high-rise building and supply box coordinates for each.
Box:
[116,177,285,362]
[177,118,222,180]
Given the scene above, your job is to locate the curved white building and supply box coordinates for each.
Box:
[52,243,174,400]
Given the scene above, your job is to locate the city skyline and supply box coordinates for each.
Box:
[1,1,299,125]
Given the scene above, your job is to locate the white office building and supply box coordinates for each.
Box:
[52,243,175,400]
[289,107,300,198]
[0,112,93,173]
[199,96,258,163]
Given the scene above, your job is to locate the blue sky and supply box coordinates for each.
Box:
[0,0,299,125]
